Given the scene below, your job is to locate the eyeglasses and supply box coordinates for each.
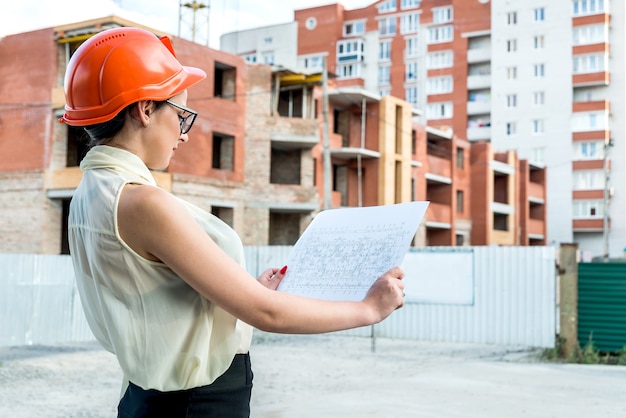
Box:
[165,100,198,135]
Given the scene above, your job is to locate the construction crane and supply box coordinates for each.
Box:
[178,0,210,46]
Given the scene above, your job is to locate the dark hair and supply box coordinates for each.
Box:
[83,100,167,145]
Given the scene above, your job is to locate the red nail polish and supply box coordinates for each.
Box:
[280,265,288,274]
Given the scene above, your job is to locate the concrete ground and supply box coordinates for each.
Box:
[0,334,624,417]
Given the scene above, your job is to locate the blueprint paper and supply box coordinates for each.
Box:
[277,201,429,301]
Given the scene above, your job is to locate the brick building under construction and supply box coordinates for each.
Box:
[0,15,546,254]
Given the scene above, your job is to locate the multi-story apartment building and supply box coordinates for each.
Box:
[221,0,623,257]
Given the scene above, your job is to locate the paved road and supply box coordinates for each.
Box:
[0,334,624,417]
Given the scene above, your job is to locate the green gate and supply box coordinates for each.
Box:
[578,262,626,352]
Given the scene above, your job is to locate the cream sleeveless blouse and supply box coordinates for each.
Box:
[68,145,252,392]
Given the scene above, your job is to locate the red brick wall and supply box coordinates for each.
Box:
[166,37,247,182]
[0,29,57,172]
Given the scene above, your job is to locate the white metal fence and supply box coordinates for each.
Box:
[0,246,557,348]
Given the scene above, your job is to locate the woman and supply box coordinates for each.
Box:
[61,27,405,417]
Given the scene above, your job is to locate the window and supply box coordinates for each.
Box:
[214,62,236,101]
[573,141,604,160]
[456,234,465,246]
[507,39,517,52]
[573,200,604,219]
[534,35,545,49]
[573,88,596,102]
[533,91,545,106]
[211,206,234,228]
[427,50,453,68]
[278,88,311,118]
[532,119,545,134]
[263,53,274,65]
[405,36,418,57]
[468,91,489,103]
[337,63,361,79]
[506,122,517,136]
[264,37,273,44]
[301,54,324,70]
[534,63,545,77]
[344,20,365,36]
[406,61,418,81]
[573,53,606,74]
[242,53,257,63]
[433,7,453,24]
[379,17,397,36]
[532,147,546,163]
[571,111,607,131]
[402,0,420,9]
[305,18,317,30]
[337,39,365,63]
[506,66,517,80]
[456,148,465,169]
[456,190,464,213]
[401,13,419,34]
[574,140,604,160]
[427,25,453,44]
[380,88,391,97]
[427,76,453,94]
[468,62,490,76]
[378,0,397,13]
[66,125,90,167]
[507,11,517,25]
[533,7,545,21]
[270,148,302,185]
[493,214,509,231]
[212,132,234,171]
[406,86,418,106]
[378,65,391,84]
[573,23,607,45]
[506,94,517,108]
[426,102,453,119]
[574,170,604,190]
[379,40,391,61]
[573,0,605,16]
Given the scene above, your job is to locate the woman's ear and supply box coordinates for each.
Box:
[131,100,154,128]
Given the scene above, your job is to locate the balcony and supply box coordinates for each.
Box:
[426,202,452,227]
[491,201,514,215]
[573,71,609,87]
[466,126,491,141]
[467,100,491,115]
[528,218,545,238]
[527,182,545,202]
[330,147,380,160]
[270,133,318,150]
[426,154,452,180]
[467,46,491,64]
[573,218,604,232]
[467,74,491,90]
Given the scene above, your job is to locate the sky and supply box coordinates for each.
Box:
[1,0,374,48]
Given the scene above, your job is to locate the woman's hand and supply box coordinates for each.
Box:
[257,265,288,290]
[362,266,405,323]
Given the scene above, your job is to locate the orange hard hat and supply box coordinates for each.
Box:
[60,27,207,126]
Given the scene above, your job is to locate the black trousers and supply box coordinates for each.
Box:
[117,353,253,418]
